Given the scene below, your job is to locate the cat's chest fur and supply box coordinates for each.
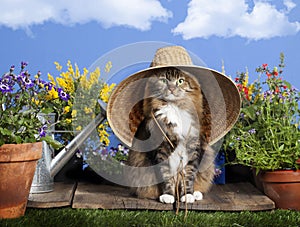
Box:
[155,103,194,140]
[153,103,199,175]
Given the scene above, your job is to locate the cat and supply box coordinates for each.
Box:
[127,67,215,204]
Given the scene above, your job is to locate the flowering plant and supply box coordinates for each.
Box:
[83,143,129,175]
[224,53,300,172]
[0,62,66,148]
[47,61,115,147]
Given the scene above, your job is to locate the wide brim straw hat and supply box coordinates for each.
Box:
[107,46,241,148]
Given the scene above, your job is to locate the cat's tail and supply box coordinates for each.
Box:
[194,145,216,193]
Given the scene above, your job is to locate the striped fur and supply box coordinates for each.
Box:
[127,67,215,203]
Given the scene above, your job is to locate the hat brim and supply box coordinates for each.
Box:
[107,65,241,148]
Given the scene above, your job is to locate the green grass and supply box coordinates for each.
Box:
[0,208,299,227]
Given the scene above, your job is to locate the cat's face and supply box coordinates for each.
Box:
[147,68,200,102]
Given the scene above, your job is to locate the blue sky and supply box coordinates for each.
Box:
[1,0,300,88]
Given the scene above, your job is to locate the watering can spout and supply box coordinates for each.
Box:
[30,102,107,193]
[50,112,106,177]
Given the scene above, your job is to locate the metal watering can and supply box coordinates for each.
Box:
[30,106,106,194]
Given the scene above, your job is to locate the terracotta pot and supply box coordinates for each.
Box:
[0,142,42,219]
[259,170,300,210]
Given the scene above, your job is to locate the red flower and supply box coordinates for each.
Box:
[275,87,279,93]
[266,72,272,78]
[273,71,278,76]
[262,64,268,69]
[243,86,250,101]
[235,77,239,82]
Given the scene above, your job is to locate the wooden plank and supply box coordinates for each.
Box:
[72,183,173,210]
[72,182,275,211]
[179,183,275,211]
[27,182,76,208]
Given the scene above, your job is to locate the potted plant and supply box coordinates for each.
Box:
[0,62,65,218]
[223,53,300,210]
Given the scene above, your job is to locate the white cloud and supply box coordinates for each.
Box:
[284,0,296,13]
[0,0,172,31]
[172,0,300,40]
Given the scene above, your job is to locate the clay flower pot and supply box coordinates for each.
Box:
[259,170,300,210]
[0,142,42,219]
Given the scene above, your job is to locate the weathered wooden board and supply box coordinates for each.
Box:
[27,182,76,208]
[72,182,275,211]
[72,183,173,210]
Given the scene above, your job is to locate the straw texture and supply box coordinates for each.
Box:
[107,46,241,148]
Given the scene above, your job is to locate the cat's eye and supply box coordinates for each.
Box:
[177,78,185,85]
[160,78,167,84]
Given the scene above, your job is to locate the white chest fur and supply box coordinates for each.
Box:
[155,103,199,176]
[155,103,194,140]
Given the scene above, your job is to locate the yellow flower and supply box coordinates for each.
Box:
[82,68,89,78]
[67,60,74,76]
[89,67,100,85]
[100,83,115,103]
[75,64,81,79]
[84,107,93,114]
[32,98,41,105]
[98,123,110,145]
[54,62,63,71]
[71,109,77,118]
[242,69,249,87]
[56,77,68,90]
[64,106,71,113]
[65,118,72,124]
[105,61,112,73]
[76,125,82,131]
[48,73,56,86]
[45,87,59,100]
[79,74,89,89]
[248,84,255,100]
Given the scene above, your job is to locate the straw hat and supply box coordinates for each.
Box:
[107,46,241,148]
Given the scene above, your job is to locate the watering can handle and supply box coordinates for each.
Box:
[50,102,107,177]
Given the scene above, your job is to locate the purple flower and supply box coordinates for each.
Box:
[248,128,256,134]
[1,74,15,86]
[22,76,34,88]
[39,125,47,137]
[109,148,117,157]
[21,61,28,69]
[0,82,13,93]
[10,65,15,72]
[123,148,129,156]
[57,88,69,101]
[264,90,272,98]
[100,147,108,155]
[215,168,222,176]
[44,82,53,91]
[18,72,34,88]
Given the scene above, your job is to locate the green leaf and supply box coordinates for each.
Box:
[278,144,284,152]
[243,106,256,121]
[0,127,12,135]
[41,108,54,114]
[41,136,63,150]
[283,80,291,89]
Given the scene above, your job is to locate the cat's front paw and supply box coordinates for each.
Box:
[193,191,203,201]
[159,194,175,204]
[180,194,195,203]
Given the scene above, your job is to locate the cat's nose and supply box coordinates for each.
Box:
[168,84,176,92]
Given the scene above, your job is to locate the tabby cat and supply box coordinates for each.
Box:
[127,67,215,203]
